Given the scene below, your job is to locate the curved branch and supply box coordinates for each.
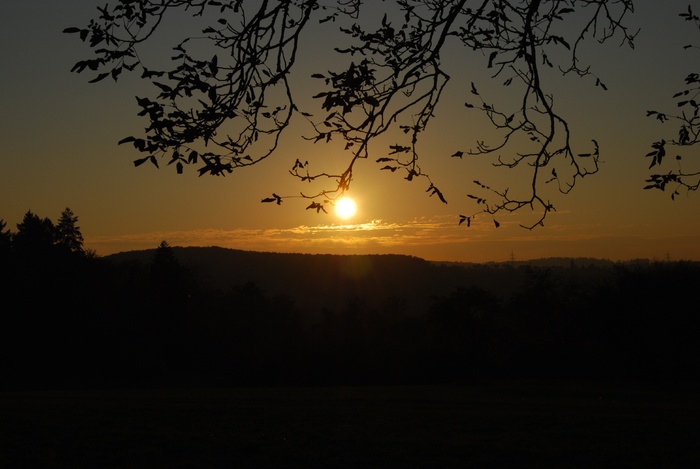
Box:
[66,0,635,228]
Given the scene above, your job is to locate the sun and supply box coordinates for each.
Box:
[334,196,357,220]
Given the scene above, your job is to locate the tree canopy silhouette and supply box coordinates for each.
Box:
[65,0,638,228]
[7,208,87,262]
[13,211,57,259]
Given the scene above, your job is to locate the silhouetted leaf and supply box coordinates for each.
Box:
[209,55,218,76]
[427,184,447,203]
[388,145,410,154]
[549,35,570,49]
[487,51,497,68]
[89,72,110,83]
[134,156,150,167]
[306,202,327,213]
[364,96,380,107]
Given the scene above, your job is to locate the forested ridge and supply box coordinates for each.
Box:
[2,250,698,388]
[2,211,699,389]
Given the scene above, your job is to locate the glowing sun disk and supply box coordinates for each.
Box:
[335,197,357,219]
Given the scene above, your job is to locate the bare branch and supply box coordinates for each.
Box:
[66,0,637,227]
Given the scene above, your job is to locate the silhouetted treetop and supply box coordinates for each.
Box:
[66,0,637,228]
[13,211,56,257]
[4,208,87,262]
[55,207,85,255]
[0,219,11,256]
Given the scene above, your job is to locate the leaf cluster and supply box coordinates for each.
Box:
[644,6,700,198]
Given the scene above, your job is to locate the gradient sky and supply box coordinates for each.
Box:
[2,1,699,263]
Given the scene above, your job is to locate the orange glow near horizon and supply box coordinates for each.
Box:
[3,3,700,265]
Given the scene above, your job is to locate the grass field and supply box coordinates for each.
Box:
[1,381,699,468]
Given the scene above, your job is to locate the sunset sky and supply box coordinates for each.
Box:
[2,0,700,263]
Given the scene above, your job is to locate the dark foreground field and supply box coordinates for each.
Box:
[2,382,699,468]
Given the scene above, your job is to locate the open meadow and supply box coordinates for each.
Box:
[2,381,699,468]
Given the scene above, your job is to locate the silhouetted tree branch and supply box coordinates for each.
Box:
[644,5,700,199]
[66,0,636,228]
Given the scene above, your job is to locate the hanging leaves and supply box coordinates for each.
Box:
[64,0,639,226]
[261,193,283,205]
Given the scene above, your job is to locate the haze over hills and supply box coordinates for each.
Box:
[104,246,637,318]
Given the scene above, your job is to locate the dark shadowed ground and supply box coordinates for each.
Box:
[2,381,698,468]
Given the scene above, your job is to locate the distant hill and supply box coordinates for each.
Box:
[105,247,442,316]
[433,257,616,268]
[103,247,627,317]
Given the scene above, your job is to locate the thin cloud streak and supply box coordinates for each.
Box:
[85,216,700,262]
[86,216,479,254]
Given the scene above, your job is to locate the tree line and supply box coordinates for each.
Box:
[1,209,699,389]
[1,208,89,260]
